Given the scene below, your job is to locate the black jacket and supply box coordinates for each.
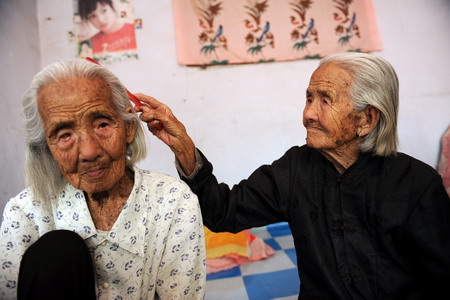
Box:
[182,145,450,299]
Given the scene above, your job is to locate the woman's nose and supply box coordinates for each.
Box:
[303,101,319,122]
[78,133,104,162]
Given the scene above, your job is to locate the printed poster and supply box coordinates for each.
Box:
[172,0,383,66]
[74,0,138,63]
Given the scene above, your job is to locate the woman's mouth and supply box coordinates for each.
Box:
[307,126,323,132]
[84,168,106,178]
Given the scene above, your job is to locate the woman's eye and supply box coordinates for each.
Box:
[94,117,114,133]
[58,132,71,141]
[95,117,112,128]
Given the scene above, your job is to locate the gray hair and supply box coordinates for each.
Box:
[320,52,399,156]
[22,59,147,202]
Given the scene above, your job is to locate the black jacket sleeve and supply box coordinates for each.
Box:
[181,148,297,233]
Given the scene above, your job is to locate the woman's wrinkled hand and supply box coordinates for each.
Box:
[134,93,197,175]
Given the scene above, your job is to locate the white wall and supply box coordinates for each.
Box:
[0,0,41,215]
[376,1,450,169]
[1,0,449,215]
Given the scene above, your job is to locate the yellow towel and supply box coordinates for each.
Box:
[204,227,249,259]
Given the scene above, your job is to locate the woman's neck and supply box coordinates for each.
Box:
[85,168,134,231]
[319,142,361,174]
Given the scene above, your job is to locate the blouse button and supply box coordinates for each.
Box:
[102,282,109,289]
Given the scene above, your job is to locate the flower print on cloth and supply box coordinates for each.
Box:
[197,1,229,64]
[172,0,382,66]
[244,0,275,62]
[0,167,206,300]
[290,0,320,59]
[333,0,361,49]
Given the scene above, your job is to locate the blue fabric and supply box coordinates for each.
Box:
[205,222,299,300]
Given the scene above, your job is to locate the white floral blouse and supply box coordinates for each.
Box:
[0,167,206,300]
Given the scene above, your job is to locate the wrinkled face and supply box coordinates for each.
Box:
[87,2,118,34]
[303,63,363,151]
[37,77,135,194]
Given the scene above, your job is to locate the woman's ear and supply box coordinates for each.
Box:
[359,106,380,136]
[124,107,137,144]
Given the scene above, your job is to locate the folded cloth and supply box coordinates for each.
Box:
[204,227,275,274]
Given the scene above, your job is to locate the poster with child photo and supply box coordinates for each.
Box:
[74,0,138,63]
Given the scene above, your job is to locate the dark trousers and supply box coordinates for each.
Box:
[18,230,96,300]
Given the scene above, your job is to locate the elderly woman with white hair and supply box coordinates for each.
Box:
[0,60,206,299]
[137,52,450,299]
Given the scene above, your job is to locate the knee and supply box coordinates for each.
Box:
[21,230,90,265]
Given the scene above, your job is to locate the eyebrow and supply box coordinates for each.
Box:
[87,110,119,125]
[88,110,115,119]
[48,120,75,137]
[318,90,332,99]
[306,89,333,99]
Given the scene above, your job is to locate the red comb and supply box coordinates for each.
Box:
[85,57,142,109]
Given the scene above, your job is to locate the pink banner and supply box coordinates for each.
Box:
[172,0,382,66]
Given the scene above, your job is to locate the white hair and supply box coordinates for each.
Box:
[22,59,147,202]
[320,52,399,156]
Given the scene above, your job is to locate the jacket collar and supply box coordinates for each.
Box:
[53,167,147,257]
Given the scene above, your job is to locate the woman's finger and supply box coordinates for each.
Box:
[134,93,164,109]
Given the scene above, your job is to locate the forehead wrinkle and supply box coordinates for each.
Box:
[38,77,112,108]
[50,103,115,122]
[309,79,348,91]
[42,101,113,124]
[42,101,120,138]
[311,63,353,88]
[37,76,119,126]
[307,85,337,99]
